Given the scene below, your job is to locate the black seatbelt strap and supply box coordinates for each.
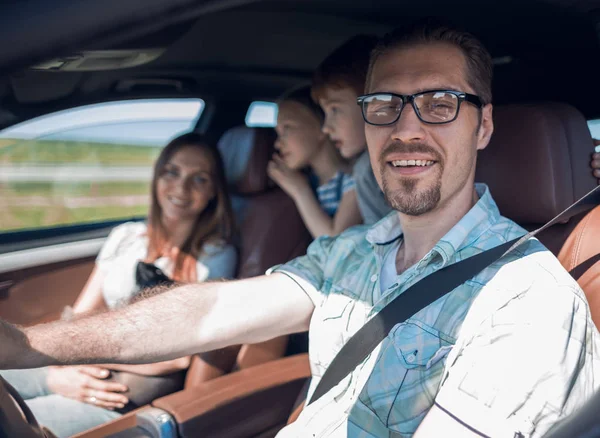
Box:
[308,185,600,406]
[569,253,600,281]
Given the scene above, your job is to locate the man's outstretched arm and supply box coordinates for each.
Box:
[0,273,315,369]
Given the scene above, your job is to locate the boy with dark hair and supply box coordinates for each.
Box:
[311,35,393,224]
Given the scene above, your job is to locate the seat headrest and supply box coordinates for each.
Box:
[217,126,275,195]
[475,103,596,225]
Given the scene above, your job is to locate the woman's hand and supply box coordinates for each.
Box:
[46,365,129,410]
[267,155,310,199]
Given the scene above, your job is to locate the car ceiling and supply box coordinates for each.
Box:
[0,0,600,129]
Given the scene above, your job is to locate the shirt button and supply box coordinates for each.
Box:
[370,274,378,282]
[406,354,416,363]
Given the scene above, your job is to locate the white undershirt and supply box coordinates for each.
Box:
[378,239,402,298]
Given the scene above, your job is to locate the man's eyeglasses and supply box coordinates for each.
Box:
[357,90,483,126]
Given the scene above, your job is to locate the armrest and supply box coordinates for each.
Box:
[72,406,177,438]
[153,353,311,438]
[72,407,144,438]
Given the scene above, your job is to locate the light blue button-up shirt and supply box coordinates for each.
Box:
[274,183,600,437]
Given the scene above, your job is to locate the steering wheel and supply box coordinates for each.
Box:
[0,375,52,438]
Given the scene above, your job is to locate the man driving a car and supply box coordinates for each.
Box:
[2,23,599,438]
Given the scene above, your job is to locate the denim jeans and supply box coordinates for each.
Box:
[1,368,121,437]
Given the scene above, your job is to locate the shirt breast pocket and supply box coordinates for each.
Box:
[357,322,452,436]
[393,322,448,369]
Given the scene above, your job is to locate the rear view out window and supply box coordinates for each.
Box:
[0,99,204,233]
[245,101,278,127]
[588,120,600,150]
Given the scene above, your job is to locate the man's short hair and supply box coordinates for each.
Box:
[367,21,493,105]
[311,34,379,102]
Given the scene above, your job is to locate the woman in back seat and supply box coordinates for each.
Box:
[0,133,237,437]
[268,86,363,238]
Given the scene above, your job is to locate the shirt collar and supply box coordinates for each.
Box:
[366,211,403,246]
[366,183,501,266]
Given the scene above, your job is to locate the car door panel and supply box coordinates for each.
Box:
[0,239,103,325]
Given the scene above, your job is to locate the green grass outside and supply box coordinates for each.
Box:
[0,138,161,165]
[1,181,150,232]
[1,204,148,232]
[2,181,151,197]
[69,205,148,223]
[0,138,157,232]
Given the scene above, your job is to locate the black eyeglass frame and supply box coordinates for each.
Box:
[356,89,484,126]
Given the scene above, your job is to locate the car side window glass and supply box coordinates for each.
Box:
[245,101,278,127]
[0,98,204,234]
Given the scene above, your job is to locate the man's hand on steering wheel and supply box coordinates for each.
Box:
[46,366,129,410]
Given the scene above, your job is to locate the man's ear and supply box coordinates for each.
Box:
[476,104,494,151]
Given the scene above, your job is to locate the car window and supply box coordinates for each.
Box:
[0,98,204,234]
[245,101,278,127]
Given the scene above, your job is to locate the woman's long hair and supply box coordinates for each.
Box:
[145,133,234,282]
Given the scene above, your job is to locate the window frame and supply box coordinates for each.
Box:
[0,97,206,244]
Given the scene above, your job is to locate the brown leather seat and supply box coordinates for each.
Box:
[476,102,597,254]
[184,126,312,387]
[477,102,600,327]
[557,206,600,327]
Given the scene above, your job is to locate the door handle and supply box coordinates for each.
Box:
[0,280,14,300]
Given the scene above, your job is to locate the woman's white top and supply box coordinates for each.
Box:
[96,222,237,309]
